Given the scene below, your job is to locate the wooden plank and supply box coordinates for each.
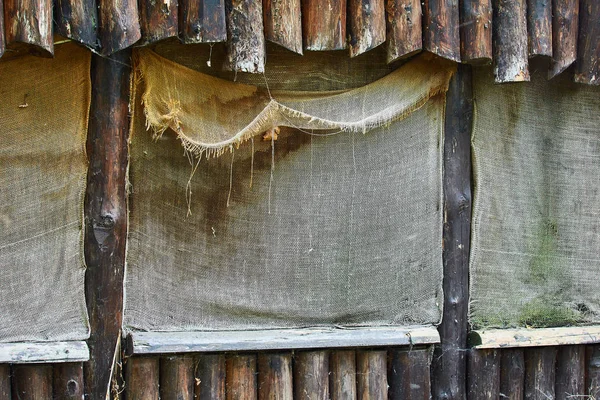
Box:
[160,355,195,400]
[226,354,257,400]
[302,0,347,51]
[467,349,500,399]
[0,364,10,399]
[224,0,266,73]
[98,0,141,54]
[356,350,387,400]
[492,0,530,82]
[263,0,302,54]
[470,326,600,348]
[527,0,553,57]
[4,0,53,55]
[0,342,89,364]
[125,356,159,400]
[257,353,293,400]
[574,0,600,85]
[388,347,432,400]
[348,0,386,57]
[385,0,422,63]
[555,346,585,400]
[180,0,227,43]
[196,354,226,400]
[128,327,440,355]
[330,351,356,400]
[549,0,579,78]
[422,0,461,61]
[499,349,525,400]
[586,346,600,399]
[139,0,178,44]
[53,363,84,400]
[293,351,329,400]
[84,50,131,400]
[11,365,52,399]
[54,0,98,47]
[524,347,557,400]
[430,63,472,400]
[460,0,493,64]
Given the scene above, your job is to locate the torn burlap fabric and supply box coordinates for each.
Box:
[470,66,600,329]
[0,44,91,342]
[124,50,454,332]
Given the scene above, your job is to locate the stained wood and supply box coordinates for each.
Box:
[226,354,257,400]
[587,346,600,399]
[356,350,387,400]
[293,351,329,400]
[430,63,472,400]
[549,0,578,78]
[524,347,557,400]
[388,347,432,400]
[385,0,422,63]
[196,354,226,400]
[574,0,600,85]
[257,353,293,400]
[0,341,89,363]
[84,50,131,400]
[54,0,98,47]
[224,0,266,73]
[499,349,525,400]
[422,0,461,61]
[330,351,356,400]
[139,0,178,44]
[0,364,10,399]
[527,0,552,57]
[492,0,530,82]
[263,0,302,54]
[180,0,227,43]
[348,0,386,57]
[53,363,84,400]
[470,326,600,348]
[160,355,195,400]
[460,0,492,64]
[555,346,585,400]
[3,0,53,55]
[0,0,4,58]
[302,0,347,51]
[12,365,52,399]
[98,0,141,54]
[125,356,159,400]
[467,349,500,399]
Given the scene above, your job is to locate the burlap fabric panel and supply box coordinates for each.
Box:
[0,44,91,342]
[124,51,453,332]
[470,67,600,329]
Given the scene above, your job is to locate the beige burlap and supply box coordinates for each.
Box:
[0,44,91,342]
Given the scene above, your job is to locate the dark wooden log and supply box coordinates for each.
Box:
[302,0,347,51]
[356,351,387,400]
[527,0,552,57]
[226,354,257,400]
[430,63,472,400]
[160,355,195,400]
[492,0,530,82]
[524,347,557,400]
[587,346,600,399]
[574,0,600,85]
[257,353,293,400]
[180,0,226,43]
[12,365,52,399]
[196,354,226,400]
[125,356,160,400]
[467,349,500,399]
[263,0,302,54]
[330,351,356,400]
[555,346,585,400]
[224,0,266,73]
[0,364,10,399]
[388,347,431,400]
[98,0,141,55]
[0,0,4,58]
[549,0,579,78]
[422,0,461,61]
[84,50,131,400]
[500,349,525,400]
[53,363,84,400]
[139,0,178,44]
[294,351,329,400]
[460,0,493,64]
[348,0,386,57]
[385,0,422,63]
[3,0,53,56]
[54,0,98,48]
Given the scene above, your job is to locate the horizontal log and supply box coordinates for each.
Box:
[386,0,422,63]
[54,0,98,47]
[125,356,160,400]
[330,351,356,400]
[12,364,53,399]
[555,346,585,400]
[467,349,500,399]
[180,0,227,43]
[492,0,529,82]
[257,353,293,400]
[549,0,579,79]
[422,0,461,61]
[460,0,492,64]
[469,326,600,349]
[4,0,53,55]
[263,0,302,54]
[527,0,552,57]
[0,342,89,364]
[574,0,600,84]
[524,347,557,400]
[348,0,386,57]
[196,354,226,399]
[224,0,266,73]
[499,349,525,400]
[294,351,329,400]
[139,0,178,44]
[302,0,347,51]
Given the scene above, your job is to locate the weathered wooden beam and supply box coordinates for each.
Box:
[224,0,265,73]
[422,0,461,61]
[499,349,525,400]
[263,0,302,54]
[467,349,500,399]
[574,0,600,85]
[492,0,530,82]
[385,0,422,63]
[587,346,600,399]
[302,0,347,51]
[0,342,89,364]
[257,353,293,400]
[0,364,10,398]
[430,63,472,400]
[12,365,53,399]
[555,346,585,400]
[125,356,159,400]
[527,0,552,57]
[460,0,493,64]
[524,347,557,400]
[356,350,387,400]
[549,0,578,78]
[98,0,141,54]
[139,0,178,44]
[388,347,432,400]
[54,0,98,47]
[294,351,329,400]
[180,0,227,43]
[196,354,226,400]
[53,363,85,400]
[4,0,53,55]
[160,355,195,400]
[348,0,386,57]
[84,50,131,400]
[330,351,356,400]
[226,354,257,400]
[470,326,600,349]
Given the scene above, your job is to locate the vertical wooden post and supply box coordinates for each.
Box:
[226,354,257,400]
[330,351,356,400]
[492,0,530,82]
[422,0,461,61]
[0,0,4,58]
[467,349,500,399]
[294,351,329,400]
[524,347,557,400]
[139,0,178,44]
[180,0,227,43]
[574,0,600,85]
[12,365,53,399]
[84,50,131,400]
[302,0,347,51]
[348,0,386,57]
[549,0,579,79]
[224,0,266,73]
[125,356,160,400]
[356,351,387,400]
[98,0,141,54]
[54,0,98,48]
[389,347,432,400]
[263,0,303,54]
[500,349,525,400]
[257,353,293,400]
[527,0,553,57]
[430,63,472,400]
[586,346,600,399]
[196,354,226,400]
[385,0,422,63]
[555,346,585,400]
[3,0,53,55]
[460,0,493,64]
[0,364,11,399]
[53,363,85,400]
[160,355,196,400]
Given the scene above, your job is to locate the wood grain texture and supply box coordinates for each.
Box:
[586,346,600,399]
[330,351,356,400]
[470,326,600,349]
[467,349,500,400]
[139,0,178,44]
[460,0,492,64]
[555,346,585,400]
[348,0,386,57]
[98,0,141,54]
[388,347,431,400]
[227,354,257,400]
[53,363,84,400]
[224,0,266,73]
[12,365,52,399]
[125,357,159,400]
[0,342,89,364]
[524,347,557,400]
[196,354,226,400]
[499,349,525,400]
[180,0,227,43]
[54,0,98,47]
[257,353,293,400]
[3,0,53,55]
[302,0,347,51]
[356,351,387,400]
[263,0,302,54]
[0,0,4,57]
[492,0,530,82]
[574,0,600,85]
[294,351,329,400]
[160,355,195,400]
[0,364,10,399]
[422,0,461,61]
[549,0,578,78]
[385,0,422,63]
[527,0,552,57]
